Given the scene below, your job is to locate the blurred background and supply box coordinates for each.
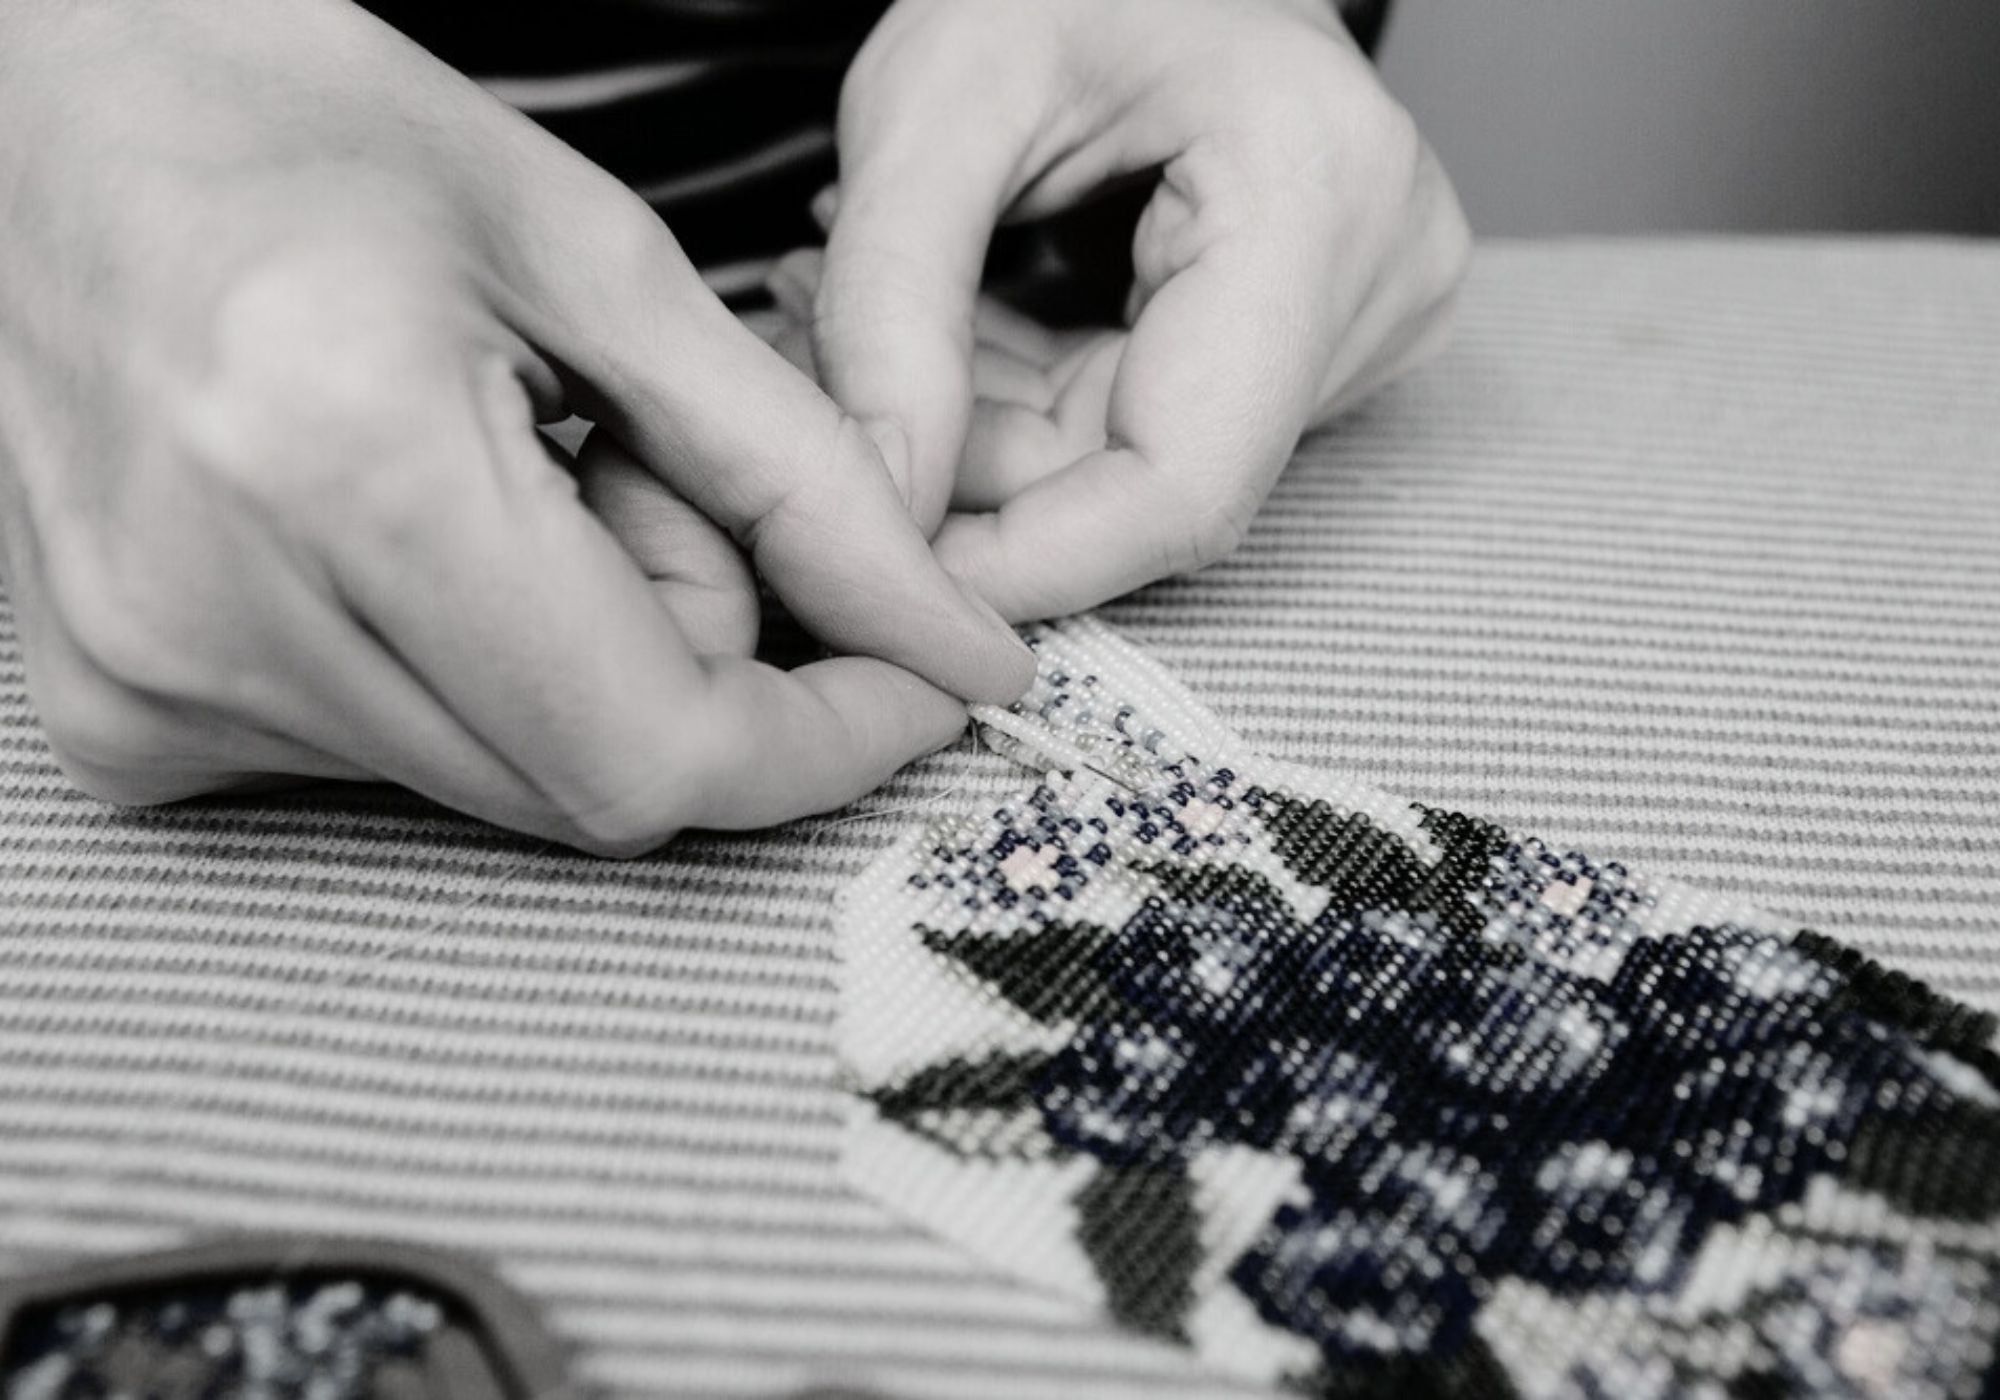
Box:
[1375,0,2000,236]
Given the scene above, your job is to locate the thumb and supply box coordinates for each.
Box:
[811,48,1031,533]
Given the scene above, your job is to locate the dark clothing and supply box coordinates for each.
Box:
[360,1,1390,306]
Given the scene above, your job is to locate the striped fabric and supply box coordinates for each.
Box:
[1,238,1996,1398]
[360,0,1390,301]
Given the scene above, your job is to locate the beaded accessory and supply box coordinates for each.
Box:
[0,1237,575,1399]
[835,615,2000,1399]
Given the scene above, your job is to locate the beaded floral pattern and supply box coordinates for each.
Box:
[835,616,2000,1399]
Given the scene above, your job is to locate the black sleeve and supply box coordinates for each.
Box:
[1340,0,1393,56]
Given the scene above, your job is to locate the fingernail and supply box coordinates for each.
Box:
[810,184,841,232]
[864,416,917,513]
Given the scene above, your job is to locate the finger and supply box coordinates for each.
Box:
[937,167,1341,619]
[760,252,824,379]
[811,72,1027,531]
[180,598,578,841]
[23,491,559,828]
[489,173,1032,705]
[277,610,626,844]
[810,183,840,234]
[955,333,1122,512]
[953,401,1072,515]
[766,247,823,323]
[576,432,759,658]
[938,446,1184,621]
[676,654,966,830]
[773,248,1083,375]
[156,723,376,792]
[972,294,1071,364]
[771,243,1100,414]
[597,309,1031,701]
[735,304,791,351]
[328,356,972,854]
[207,569,576,838]
[970,344,1055,412]
[958,324,1126,511]
[40,653,376,805]
[272,643,564,838]
[766,318,818,381]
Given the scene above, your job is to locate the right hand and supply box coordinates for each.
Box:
[0,0,1032,855]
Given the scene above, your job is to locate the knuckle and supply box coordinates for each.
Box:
[211,243,447,410]
[1250,39,1420,193]
[180,243,460,526]
[1362,84,1424,167]
[1422,178,1476,300]
[555,786,683,860]
[745,409,868,556]
[1333,93,1422,199]
[828,409,887,483]
[49,747,164,809]
[572,445,641,520]
[31,644,183,805]
[534,724,701,859]
[41,534,201,702]
[33,486,285,727]
[580,188,687,293]
[672,582,762,661]
[1159,473,1255,573]
[27,429,278,724]
[1182,504,1252,571]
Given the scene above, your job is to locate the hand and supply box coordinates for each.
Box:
[795,0,1471,619]
[0,0,1031,855]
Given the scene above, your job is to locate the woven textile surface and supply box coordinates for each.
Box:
[0,239,1996,1397]
[839,615,2000,1397]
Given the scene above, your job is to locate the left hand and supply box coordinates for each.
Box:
[779,0,1470,620]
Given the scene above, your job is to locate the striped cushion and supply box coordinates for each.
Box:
[0,238,1994,1398]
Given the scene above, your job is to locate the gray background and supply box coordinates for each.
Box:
[1377,0,2000,236]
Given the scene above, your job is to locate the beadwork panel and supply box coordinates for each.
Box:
[836,616,2000,1399]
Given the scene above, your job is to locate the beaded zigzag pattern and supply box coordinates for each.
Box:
[834,616,2000,1399]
